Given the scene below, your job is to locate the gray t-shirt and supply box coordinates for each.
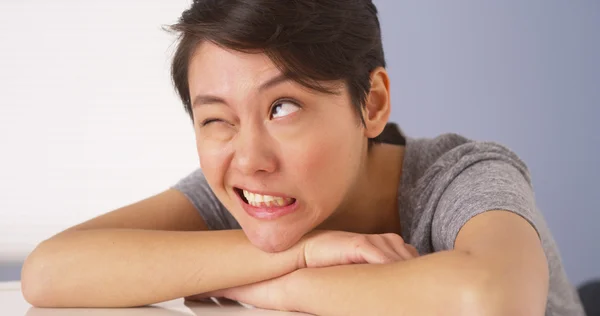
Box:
[173,131,584,315]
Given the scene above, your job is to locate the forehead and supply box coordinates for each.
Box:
[188,42,281,93]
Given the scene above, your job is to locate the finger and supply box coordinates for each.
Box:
[356,245,393,264]
[406,244,420,257]
[382,233,415,260]
[352,235,393,264]
[369,234,403,261]
[394,243,415,260]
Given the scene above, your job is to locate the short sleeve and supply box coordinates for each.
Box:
[171,169,240,230]
[432,159,541,251]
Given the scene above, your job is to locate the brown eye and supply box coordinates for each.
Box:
[270,100,300,119]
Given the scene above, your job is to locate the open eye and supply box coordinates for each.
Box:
[270,99,300,119]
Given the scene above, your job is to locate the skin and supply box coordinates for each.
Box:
[221,211,549,316]
[187,42,550,315]
[188,41,402,253]
[19,37,549,314]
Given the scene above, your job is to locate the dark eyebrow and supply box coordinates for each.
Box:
[192,73,291,108]
[192,95,226,108]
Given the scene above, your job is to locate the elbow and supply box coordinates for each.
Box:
[21,241,57,307]
[21,257,43,306]
[457,280,502,316]
[457,269,546,316]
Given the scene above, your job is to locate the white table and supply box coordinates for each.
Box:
[0,282,309,315]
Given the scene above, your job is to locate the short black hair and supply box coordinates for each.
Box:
[167,0,405,146]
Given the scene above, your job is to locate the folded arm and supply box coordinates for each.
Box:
[21,189,302,308]
[283,211,548,316]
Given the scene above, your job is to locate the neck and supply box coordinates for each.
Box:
[318,143,404,235]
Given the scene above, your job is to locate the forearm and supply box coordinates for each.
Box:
[289,251,495,316]
[22,229,301,308]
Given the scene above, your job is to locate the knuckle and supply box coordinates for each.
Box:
[351,234,369,247]
[384,233,405,245]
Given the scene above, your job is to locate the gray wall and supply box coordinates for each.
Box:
[0,263,21,282]
[375,0,599,286]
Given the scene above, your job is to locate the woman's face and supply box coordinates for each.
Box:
[188,42,368,252]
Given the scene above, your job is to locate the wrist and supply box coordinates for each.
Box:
[294,239,308,269]
[293,229,331,269]
[291,230,328,270]
[283,268,309,312]
[274,237,306,273]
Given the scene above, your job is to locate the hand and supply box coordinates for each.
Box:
[186,271,296,312]
[186,231,419,311]
[190,232,420,312]
[299,230,419,268]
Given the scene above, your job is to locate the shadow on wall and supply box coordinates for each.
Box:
[0,262,22,281]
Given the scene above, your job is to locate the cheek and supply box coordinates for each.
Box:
[285,126,362,212]
[196,136,232,196]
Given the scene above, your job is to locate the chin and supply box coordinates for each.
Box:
[244,225,304,253]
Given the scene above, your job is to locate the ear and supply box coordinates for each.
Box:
[362,67,391,139]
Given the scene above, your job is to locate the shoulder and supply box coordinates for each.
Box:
[402,133,531,189]
[400,133,535,251]
[172,168,241,230]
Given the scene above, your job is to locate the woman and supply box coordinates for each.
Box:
[21,1,584,315]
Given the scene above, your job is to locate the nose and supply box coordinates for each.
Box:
[231,125,277,176]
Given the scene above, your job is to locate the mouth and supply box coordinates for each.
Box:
[234,187,296,207]
[233,187,299,220]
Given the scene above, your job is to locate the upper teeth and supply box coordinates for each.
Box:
[242,190,293,207]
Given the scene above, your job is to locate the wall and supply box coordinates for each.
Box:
[0,0,198,267]
[376,0,599,286]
